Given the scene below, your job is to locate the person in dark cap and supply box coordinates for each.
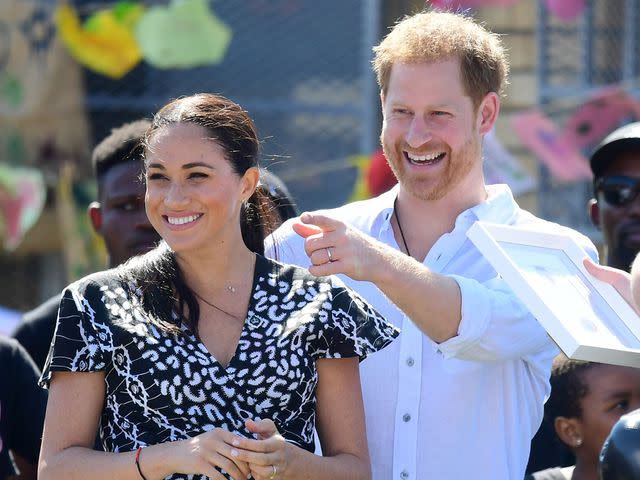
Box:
[589,121,640,271]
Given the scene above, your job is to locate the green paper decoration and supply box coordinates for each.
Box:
[135,0,232,69]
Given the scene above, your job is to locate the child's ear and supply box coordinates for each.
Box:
[554,416,583,449]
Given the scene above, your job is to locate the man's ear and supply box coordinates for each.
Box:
[554,416,583,449]
[589,198,601,229]
[88,201,103,233]
[477,92,500,135]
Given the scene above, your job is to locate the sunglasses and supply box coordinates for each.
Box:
[595,175,640,207]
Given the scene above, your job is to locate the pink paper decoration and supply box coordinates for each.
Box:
[430,0,517,10]
[544,0,586,21]
[0,166,46,250]
[511,110,591,182]
[561,87,636,149]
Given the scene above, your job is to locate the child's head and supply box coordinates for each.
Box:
[546,355,640,466]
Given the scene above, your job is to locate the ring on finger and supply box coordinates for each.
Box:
[269,464,278,479]
[326,247,334,262]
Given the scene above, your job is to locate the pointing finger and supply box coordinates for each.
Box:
[299,212,341,232]
[292,221,323,239]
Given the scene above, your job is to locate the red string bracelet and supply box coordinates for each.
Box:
[135,446,149,480]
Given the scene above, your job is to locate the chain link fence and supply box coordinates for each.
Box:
[76,0,381,212]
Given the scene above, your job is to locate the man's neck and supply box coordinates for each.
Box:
[393,183,487,261]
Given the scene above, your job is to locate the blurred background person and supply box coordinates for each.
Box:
[0,336,46,480]
[12,120,161,370]
[588,122,640,271]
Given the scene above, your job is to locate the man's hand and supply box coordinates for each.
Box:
[292,212,385,281]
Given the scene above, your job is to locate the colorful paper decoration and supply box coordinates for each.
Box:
[561,87,636,149]
[544,0,586,22]
[55,2,144,79]
[430,0,518,9]
[0,163,46,250]
[511,110,591,182]
[135,0,232,69]
[348,154,373,202]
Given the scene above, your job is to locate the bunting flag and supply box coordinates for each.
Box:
[55,2,144,79]
[561,87,637,149]
[0,164,45,250]
[135,0,232,69]
[511,110,591,182]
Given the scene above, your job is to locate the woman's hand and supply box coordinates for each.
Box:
[231,419,293,480]
[174,428,251,480]
[583,257,637,312]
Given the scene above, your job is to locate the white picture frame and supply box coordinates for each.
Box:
[467,221,640,368]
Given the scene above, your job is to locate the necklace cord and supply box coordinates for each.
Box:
[192,290,244,321]
[394,197,412,259]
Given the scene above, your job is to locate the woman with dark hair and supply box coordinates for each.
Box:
[38,93,397,480]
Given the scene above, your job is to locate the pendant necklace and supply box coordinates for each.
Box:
[193,290,244,321]
[393,197,412,259]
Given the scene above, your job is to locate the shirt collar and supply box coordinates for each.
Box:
[371,183,518,235]
[468,184,519,224]
[372,185,400,233]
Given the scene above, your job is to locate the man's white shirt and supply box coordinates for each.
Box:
[265,184,598,480]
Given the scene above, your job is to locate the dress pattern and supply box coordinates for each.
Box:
[40,255,398,480]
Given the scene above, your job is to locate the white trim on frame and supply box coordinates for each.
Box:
[467,221,640,368]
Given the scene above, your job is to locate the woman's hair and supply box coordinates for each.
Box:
[123,93,280,336]
[545,354,603,421]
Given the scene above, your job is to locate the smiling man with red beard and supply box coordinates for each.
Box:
[266,10,598,480]
[589,122,640,272]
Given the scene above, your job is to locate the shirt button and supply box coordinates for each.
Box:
[402,413,411,422]
[406,357,414,367]
[400,470,409,479]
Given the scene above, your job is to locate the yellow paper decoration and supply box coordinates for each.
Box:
[347,154,372,202]
[55,2,144,79]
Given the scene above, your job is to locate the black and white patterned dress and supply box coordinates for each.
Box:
[40,255,398,479]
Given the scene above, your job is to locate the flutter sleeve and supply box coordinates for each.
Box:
[39,280,110,388]
[308,280,399,361]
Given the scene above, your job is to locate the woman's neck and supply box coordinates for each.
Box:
[176,243,256,297]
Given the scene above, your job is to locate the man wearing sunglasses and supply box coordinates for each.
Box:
[589,121,640,271]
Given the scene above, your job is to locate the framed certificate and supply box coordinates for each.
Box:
[467,221,640,367]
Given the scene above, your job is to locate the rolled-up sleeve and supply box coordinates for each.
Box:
[437,275,556,362]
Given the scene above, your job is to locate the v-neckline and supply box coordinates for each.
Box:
[193,254,265,372]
